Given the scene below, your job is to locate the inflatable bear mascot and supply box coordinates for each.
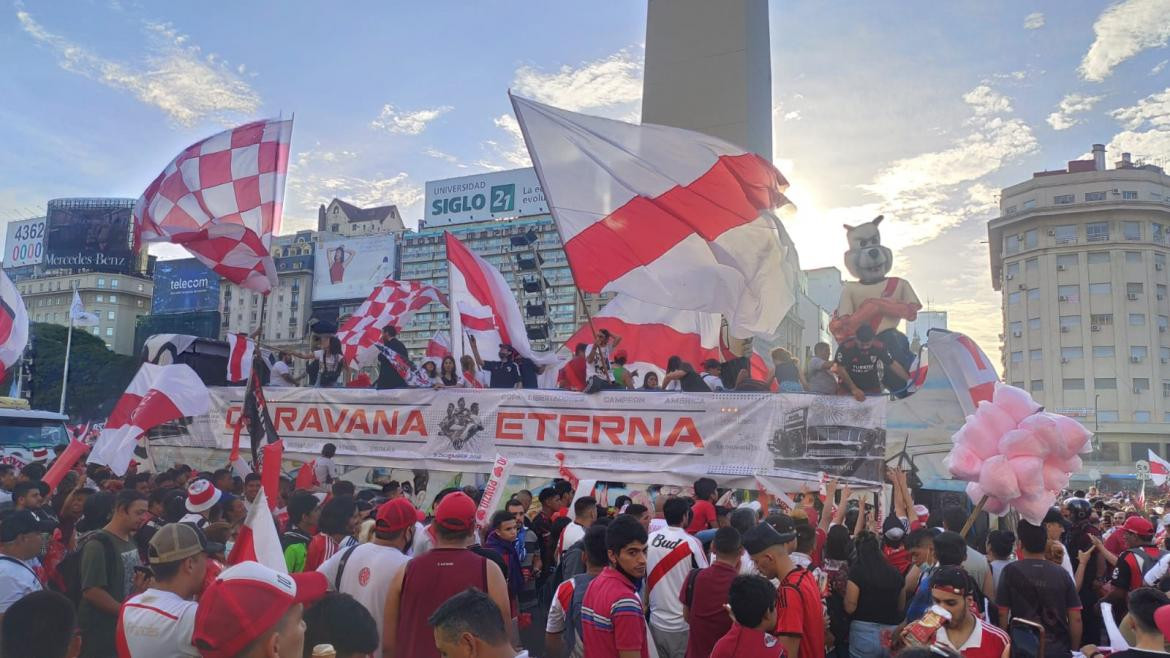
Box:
[829,215,921,389]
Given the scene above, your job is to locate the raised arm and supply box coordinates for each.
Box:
[468,334,484,369]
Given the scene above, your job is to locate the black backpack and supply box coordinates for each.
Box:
[55,531,117,607]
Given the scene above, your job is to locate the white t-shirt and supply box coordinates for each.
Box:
[586,344,612,381]
[702,373,725,391]
[557,521,587,558]
[645,526,708,632]
[269,360,293,387]
[546,577,585,658]
[317,543,409,658]
[410,522,432,556]
[119,588,200,657]
[314,457,338,485]
[0,556,41,613]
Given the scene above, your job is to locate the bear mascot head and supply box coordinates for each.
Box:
[844,215,894,284]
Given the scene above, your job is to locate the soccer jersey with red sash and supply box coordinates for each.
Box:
[645,526,708,633]
[934,617,1010,658]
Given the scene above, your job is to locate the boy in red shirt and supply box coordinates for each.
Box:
[581,515,649,658]
[742,516,824,657]
[710,575,785,658]
[686,478,719,534]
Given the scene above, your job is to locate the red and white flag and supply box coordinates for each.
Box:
[446,231,560,367]
[426,330,451,359]
[0,269,28,373]
[335,279,445,366]
[562,294,721,382]
[227,489,286,572]
[134,118,292,294]
[920,330,998,416]
[1149,449,1170,487]
[226,333,255,383]
[511,94,795,338]
[87,363,211,475]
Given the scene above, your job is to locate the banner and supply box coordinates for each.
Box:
[475,454,512,528]
[151,259,220,315]
[181,387,888,487]
[45,198,136,273]
[425,168,546,227]
[313,234,397,301]
[5,217,45,268]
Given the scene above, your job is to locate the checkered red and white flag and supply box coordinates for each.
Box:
[133,118,292,294]
[335,279,446,366]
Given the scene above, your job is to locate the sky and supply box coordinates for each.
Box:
[4,0,1170,357]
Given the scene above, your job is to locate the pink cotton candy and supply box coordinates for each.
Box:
[1019,414,1067,458]
[945,444,984,481]
[1057,454,1083,474]
[966,482,1009,515]
[1043,462,1071,491]
[961,415,1003,460]
[1009,456,1046,496]
[1050,413,1092,455]
[992,382,1042,424]
[1014,491,1058,525]
[979,455,1021,500]
[1000,428,1049,459]
[976,400,1018,437]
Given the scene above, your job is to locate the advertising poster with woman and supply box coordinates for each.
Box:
[312,233,398,300]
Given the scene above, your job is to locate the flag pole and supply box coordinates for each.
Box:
[59,291,74,415]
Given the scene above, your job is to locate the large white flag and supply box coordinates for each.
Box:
[70,290,99,327]
[0,270,28,373]
[227,489,286,572]
[511,94,795,338]
[1150,449,1170,487]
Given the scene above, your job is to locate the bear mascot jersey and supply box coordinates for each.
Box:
[829,215,921,383]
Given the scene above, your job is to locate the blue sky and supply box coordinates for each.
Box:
[4,0,1170,352]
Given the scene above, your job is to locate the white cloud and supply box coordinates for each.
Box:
[1023,12,1045,29]
[1080,0,1170,82]
[16,9,260,126]
[1105,86,1170,157]
[783,110,802,121]
[284,169,423,230]
[422,147,459,164]
[1046,93,1105,130]
[476,114,532,171]
[1154,59,1170,74]
[512,47,643,116]
[370,104,452,135]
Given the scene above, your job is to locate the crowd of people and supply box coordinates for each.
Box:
[4,455,1170,657]
[266,323,914,399]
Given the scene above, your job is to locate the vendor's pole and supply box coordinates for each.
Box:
[959,494,989,537]
[59,308,74,414]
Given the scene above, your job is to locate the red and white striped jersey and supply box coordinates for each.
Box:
[645,525,708,632]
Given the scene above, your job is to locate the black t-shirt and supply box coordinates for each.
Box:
[834,339,894,393]
[483,360,521,388]
[375,339,411,390]
[1112,545,1165,591]
[995,558,1081,658]
[517,358,539,389]
[848,569,904,625]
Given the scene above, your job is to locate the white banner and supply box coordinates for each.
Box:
[475,454,512,528]
[424,168,546,226]
[4,217,45,268]
[172,387,888,487]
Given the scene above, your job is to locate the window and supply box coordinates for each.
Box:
[1127,251,1143,264]
[97,278,106,288]
[108,294,117,303]
[1164,382,1170,398]
[110,279,118,289]
[1128,283,1144,296]
[1011,381,1025,388]
[1163,347,1170,362]
[106,311,115,320]
[1024,229,1038,249]
[1088,251,1110,265]
[1063,378,1085,390]
[1093,346,1115,358]
[1027,288,1041,302]
[1090,313,1113,325]
[1005,262,1020,278]
[1159,253,1168,269]
[1131,313,1147,326]
[1011,351,1024,363]
[1132,346,1149,360]
[91,327,99,335]
[105,327,113,337]
[1030,379,1044,391]
[1087,222,1110,241]
[1085,191,1107,202]
[1026,258,1039,272]
[1008,292,1021,305]
[1059,315,1081,330]
[1058,285,1080,301]
[1029,349,1043,361]
[1061,347,1083,360]
[1089,282,1112,296]
[1022,199,1037,210]
[1028,318,1041,331]
[1123,190,1139,200]
[1135,378,1151,393]
[331,223,340,233]
[1094,378,1117,389]
[95,295,103,302]
[1123,221,1143,241]
[1155,223,1166,243]
[1054,195,1075,205]
[1158,284,1167,300]
[1136,411,1152,423]
[1005,205,1017,214]
[1009,321,1023,335]
[1056,254,1078,269]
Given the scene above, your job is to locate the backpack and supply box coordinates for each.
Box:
[55,531,117,607]
[1129,548,1170,590]
[562,572,598,657]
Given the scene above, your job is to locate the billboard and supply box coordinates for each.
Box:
[313,233,397,301]
[424,168,547,226]
[44,198,136,273]
[152,259,221,315]
[4,217,46,268]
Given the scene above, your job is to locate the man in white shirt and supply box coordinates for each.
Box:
[118,523,222,657]
[314,443,340,487]
[0,510,51,618]
[646,498,709,658]
[269,352,299,387]
[585,329,621,383]
[701,359,726,391]
[556,496,597,561]
[317,498,421,658]
[0,464,15,507]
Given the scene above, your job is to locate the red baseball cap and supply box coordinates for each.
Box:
[1124,516,1155,537]
[192,561,328,658]
[434,492,477,532]
[376,497,424,534]
[1155,602,1170,640]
